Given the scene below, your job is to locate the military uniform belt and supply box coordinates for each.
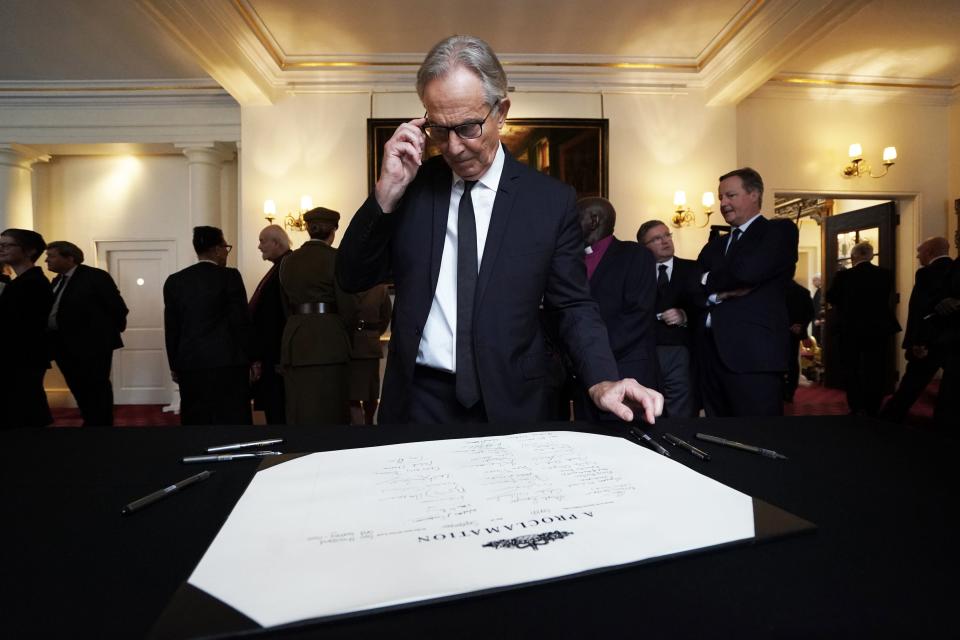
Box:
[292,302,337,315]
[354,319,384,331]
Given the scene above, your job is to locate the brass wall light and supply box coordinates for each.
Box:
[263,195,313,231]
[843,144,897,178]
[671,191,715,228]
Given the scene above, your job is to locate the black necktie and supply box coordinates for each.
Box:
[726,227,742,254]
[456,180,480,408]
[657,264,669,292]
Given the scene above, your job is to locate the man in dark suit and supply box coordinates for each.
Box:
[249,224,293,424]
[784,279,814,402]
[880,236,953,423]
[163,226,252,425]
[930,257,960,426]
[826,241,901,417]
[696,167,799,417]
[336,35,662,425]
[638,219,705,417]
[44,241,128,426]
[572,197,657,420]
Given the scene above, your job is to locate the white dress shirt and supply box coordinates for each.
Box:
[417,144,505,372]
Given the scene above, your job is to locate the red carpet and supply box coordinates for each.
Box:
[51,405,181,427]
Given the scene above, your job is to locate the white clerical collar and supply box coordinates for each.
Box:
[452,144,505,193]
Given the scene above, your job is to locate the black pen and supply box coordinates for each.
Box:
[695,433,788,460]
[629,426,671,457]
[121,470,213,515]
[206,438,284,453]
[662,433,710,460]
[182,451,282,464]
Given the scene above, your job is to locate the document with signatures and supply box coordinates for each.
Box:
[188,431,756,628]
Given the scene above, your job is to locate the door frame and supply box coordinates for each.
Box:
[96,239,178,405]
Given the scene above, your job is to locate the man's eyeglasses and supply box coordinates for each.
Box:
[644,232,673,244]
[422,100,499,142]
[223,244,233,253]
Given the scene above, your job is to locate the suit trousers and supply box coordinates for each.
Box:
[252,366,286,425]
[401,365,488,425]
[880,353,942,423]
[178,367,252,426]
[839,338,886,417]
[0,366,52,428]
[700,331,784,418]
[656,345,695,418]
[784,335,803,401]
[53,339,115,426]
[935,350,959,427]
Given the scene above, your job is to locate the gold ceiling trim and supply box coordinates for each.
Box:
[0,84,224,93]
[697,0,766,70]
[773,76,956,91]
[232,0,765,74]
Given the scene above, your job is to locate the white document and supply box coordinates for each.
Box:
[189,431,755,627]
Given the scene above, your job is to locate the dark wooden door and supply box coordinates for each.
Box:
[822,201,899,388]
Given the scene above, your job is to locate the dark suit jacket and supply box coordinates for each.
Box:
[654,256,704,348]
[785,280,814,339]
[51,264,128,358]
[163,262,251,373]
[697,216,799,373]
[826,261,901,340]
[336,150,619,423]
[588,237,657,387]
[0,266,53,371]
[904,256,953,350]
[249,253,290,368]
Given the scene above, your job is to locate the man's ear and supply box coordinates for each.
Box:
[496,97,511,128]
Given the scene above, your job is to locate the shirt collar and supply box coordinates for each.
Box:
[658,256,674,268]
[586,234,614,255]
[198,259,219,266]
[63,265,78,278]
[735,213,763,233]
[452,144,505,193]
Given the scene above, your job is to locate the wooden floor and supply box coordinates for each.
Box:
[50,381,941,427]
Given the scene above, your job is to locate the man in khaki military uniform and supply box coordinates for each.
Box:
[348,284,392,425]
[280,207,355,424]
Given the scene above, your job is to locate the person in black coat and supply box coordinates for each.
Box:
[0,229,54,428]
[45,241,128,426]
[163,226,252,425]
[249,225,293,424]
[784,279,815,402]
[880,237,953,423]
[826,241,901,417]
[336,35,662,425]
[638,219,706,417]
[571,197,657,421]
[696,168,799,417]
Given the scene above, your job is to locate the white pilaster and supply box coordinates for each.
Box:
[177,143,233,229]
[0,144,49,230]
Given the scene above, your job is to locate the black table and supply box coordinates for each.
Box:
[2,417,957,638]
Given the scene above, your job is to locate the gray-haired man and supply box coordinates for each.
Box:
[337,35,662,426]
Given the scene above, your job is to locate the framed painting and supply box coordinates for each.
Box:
[367,118,608,200]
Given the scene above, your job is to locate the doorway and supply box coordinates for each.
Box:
[96,240,176,405]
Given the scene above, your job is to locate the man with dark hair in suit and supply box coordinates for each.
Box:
[249,224,293,424]
[163,226,252,425]
[280,207,355,425]
[573,197,657,420]
[638,219,705,417]
[0,228,54,428]
[336,34,662,425]
[880,236,953,423]
[827,241,901,417]
[45,240,128,426]
[696,167,799,417]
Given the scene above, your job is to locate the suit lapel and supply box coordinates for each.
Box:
[429,163,453,295]
[475,150,521,308]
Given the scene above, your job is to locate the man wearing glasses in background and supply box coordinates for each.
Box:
[337,35,663,425]
[163,226,252,425]
[637,220,706,418]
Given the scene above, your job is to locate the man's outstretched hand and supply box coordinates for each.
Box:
[588,379,664,423]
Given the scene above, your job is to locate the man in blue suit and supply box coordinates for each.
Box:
[337,35,662,425]
[696,167,799,417]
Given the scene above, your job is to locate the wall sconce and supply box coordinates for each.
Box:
[263,195,313,231]
[842,143,897,178]
[671,191,715,228]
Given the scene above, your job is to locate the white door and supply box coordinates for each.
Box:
[99,241,176,404]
